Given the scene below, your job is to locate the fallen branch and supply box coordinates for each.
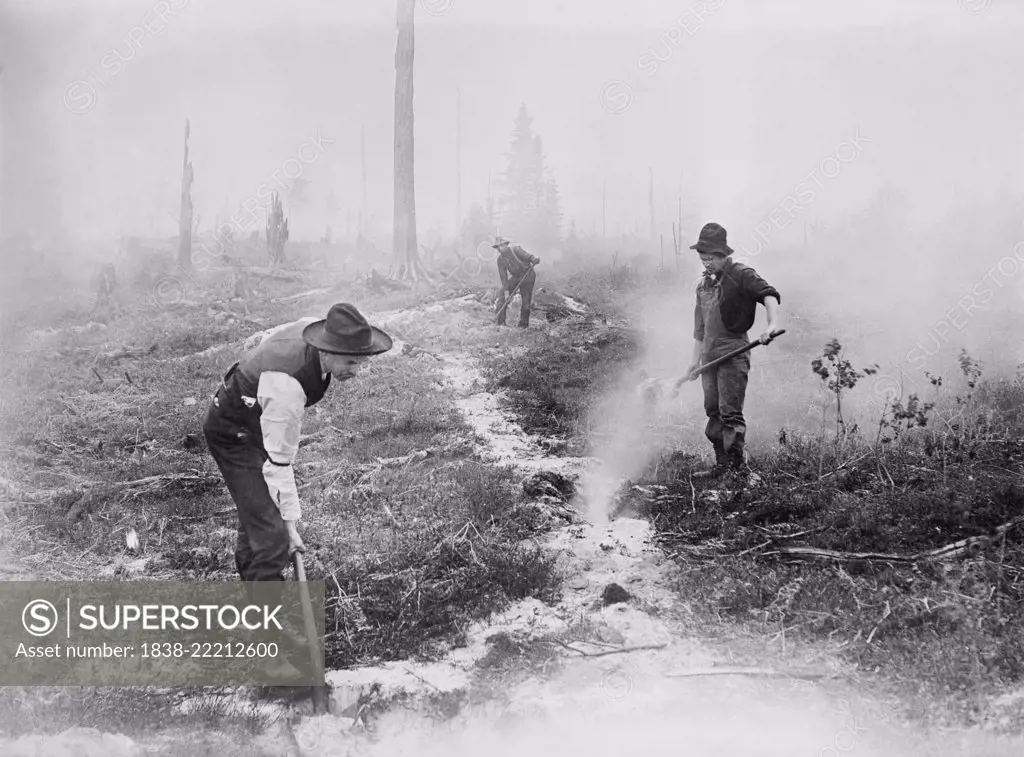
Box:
[356,448,435,473]
[272,286,338,303]
[541,638,668,658]
[769,513,1024,565]
[65,474,225,523]
[663,666,833,681]
[96,345,158,363]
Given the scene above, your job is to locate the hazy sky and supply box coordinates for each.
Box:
[11,0,1019,31]
[2,0,1023,245]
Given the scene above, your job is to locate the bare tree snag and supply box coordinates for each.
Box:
[177,119,194,271]
[267,191,289,269]
[361,125,368,234]
[392,0,431,283]
[648,166,655,242]
[93,263,119,317]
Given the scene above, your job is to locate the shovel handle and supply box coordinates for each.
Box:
[675,329,786,389]
[495,262,537,322]
[292,551,328,713]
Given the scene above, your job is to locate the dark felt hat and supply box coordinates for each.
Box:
[690,222,734,256]
[302,303,393,356]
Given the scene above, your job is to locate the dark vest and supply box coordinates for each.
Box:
[216,320,331,421]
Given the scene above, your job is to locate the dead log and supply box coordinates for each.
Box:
[96,345,158,362]
[272,286,337,303]
[768,514,1024,565]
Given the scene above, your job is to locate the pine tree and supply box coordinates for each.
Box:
[495,104,535,241]
[496,104,563,252]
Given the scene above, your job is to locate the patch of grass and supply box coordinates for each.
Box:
[309,458,560,667]
[481,322,641,438]
[0,686,272,744]
[636,349,1024,729]
[489,292,1024,730]
[0,269,561,744]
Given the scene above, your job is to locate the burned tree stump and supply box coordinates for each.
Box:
[92,263,119,317]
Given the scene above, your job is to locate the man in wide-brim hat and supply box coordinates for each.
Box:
[203,302,393,583]
[492,236,541,328]
[681,222,782,481]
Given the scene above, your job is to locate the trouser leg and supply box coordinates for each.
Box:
[496,286,509,325]
[203,404,290,582]
[518,271,535,328]
[717,353,751,467]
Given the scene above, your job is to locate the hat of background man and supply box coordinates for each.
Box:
[302,303,393,355]
[491,236,510,249]
[689,222,734,256]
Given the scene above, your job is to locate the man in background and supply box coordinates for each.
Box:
[493,237,541,328]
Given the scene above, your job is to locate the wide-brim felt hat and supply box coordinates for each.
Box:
[491,236,510,249]
[689,222,734,256]
[302,303,393,356]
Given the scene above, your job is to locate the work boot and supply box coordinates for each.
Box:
[723,436,751,486]
[695,442,730,479]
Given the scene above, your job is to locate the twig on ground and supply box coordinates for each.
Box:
[736,540,772,557]
[866,600,892,645]
[540,638,668,658]
[403,666,442,691]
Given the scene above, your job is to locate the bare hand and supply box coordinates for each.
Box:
[675,364,700,389]
[758,330,777,346]
[285,521,305,555]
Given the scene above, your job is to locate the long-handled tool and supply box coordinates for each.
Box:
[495,261,537,324]
[293,551,329,714]
[639,329,786,403]
[674,328,786,392]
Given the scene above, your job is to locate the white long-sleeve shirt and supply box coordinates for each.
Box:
[257,371,309,521]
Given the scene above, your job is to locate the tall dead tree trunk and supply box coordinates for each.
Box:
[360,125,368,235]
[602,179,607,237]
[648,167,656,243]
[392,0,430,282]
[267,191,289,268]
[456,85,462,238]
[177,119,194,271]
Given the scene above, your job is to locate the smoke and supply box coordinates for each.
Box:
[576,273,710,522]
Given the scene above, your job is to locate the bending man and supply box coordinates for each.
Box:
[203,303,393,581]
[493,237,541,328]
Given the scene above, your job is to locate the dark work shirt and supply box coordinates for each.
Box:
[693,258,781,346]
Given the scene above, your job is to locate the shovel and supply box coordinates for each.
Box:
[293,551,329,714]
[639,329,786,403]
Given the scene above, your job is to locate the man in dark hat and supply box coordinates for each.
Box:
[202,303,393,583]
[493,237,541,328]
[680,222,782,480]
